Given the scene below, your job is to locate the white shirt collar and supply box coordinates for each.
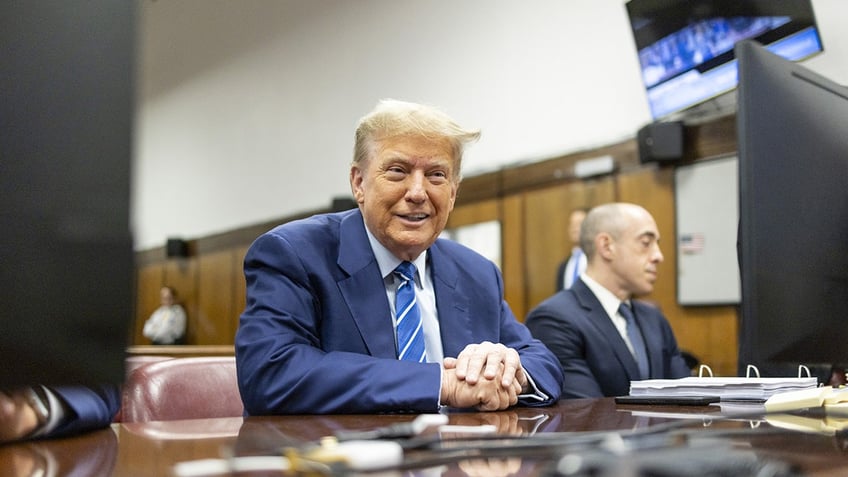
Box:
[579,274,628,319]
[364,227,428,285]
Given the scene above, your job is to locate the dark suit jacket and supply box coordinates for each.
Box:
[235,209,563,415]
[555,258,568,291]
[525,280,690,399]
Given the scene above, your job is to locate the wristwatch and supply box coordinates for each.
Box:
[24,386,50,429]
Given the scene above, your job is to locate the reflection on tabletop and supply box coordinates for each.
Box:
[0,427,117,477]
[4,399,848,476]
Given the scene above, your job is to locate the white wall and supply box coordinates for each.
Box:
[133,0,848,250]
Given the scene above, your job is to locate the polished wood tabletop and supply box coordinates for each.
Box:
[2,398,847,476]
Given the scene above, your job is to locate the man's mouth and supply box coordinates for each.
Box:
[399,213,429,222]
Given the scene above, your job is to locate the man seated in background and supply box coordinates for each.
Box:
[142,286,187,345]
[235,99,563,414]
[0,384,120,443]
[526,202,690,399]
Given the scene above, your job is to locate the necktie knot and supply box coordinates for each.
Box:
[395,261,416,284]
[618,302,634,323]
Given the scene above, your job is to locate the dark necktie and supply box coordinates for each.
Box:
[620,303,649,379]
[394,262,426,362]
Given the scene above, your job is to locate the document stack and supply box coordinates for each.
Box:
[629,365,819,402]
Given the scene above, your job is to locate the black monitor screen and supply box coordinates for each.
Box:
[0,2,136,387]
[736,39,848,373]
[627,0,823,120]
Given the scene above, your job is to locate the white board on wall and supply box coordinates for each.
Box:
[674,155,740,305]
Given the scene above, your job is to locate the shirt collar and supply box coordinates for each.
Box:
[364,227,427,285]
[579,274,628,319]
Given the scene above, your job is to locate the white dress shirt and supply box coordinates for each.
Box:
[579,274,640,356]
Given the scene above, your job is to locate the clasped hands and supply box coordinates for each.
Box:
[440,341,528,411]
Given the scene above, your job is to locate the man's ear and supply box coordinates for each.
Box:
[350,166,365,204]
[596,233,615,261]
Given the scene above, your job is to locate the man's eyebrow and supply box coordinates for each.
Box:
[639,231,660,241]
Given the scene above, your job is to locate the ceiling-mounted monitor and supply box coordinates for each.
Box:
[626,0,823,121]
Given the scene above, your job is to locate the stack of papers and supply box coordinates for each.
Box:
[764,386,848,413]
[629,376,819,401]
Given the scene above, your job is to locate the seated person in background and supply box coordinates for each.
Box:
[0,384,120,443]
[525,203,690,399]
[143,286,186,345]
[236,99,563,414]
[555,207,588,290]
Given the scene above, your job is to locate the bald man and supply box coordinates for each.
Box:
[526,203,690,399]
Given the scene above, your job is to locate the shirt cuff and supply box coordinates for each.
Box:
[517,372,549,403]
[28,386,67,439]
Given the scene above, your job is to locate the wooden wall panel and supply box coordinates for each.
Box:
[232,245,249,337]
[196,250,237,344]
[501,196,525,321]
[521,178,616,314]
[447,198,499,227]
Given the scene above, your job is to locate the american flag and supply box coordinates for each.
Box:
[680,233,705,254]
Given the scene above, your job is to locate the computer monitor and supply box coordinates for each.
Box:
[0,2,136,387]
[626,0,823,121]
[736,39,848,374]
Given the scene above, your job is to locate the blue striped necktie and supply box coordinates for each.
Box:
[620,302,649,379]
[394,261,426,362]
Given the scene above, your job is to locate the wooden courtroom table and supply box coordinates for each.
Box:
[2,398,847,476]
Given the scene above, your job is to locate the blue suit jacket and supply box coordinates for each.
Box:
[49,384,121,438]
[525,280,690,399]
[235,209,563,415]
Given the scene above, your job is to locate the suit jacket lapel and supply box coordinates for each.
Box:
[572,281,642,381]
[428,242,472,357]
[336,210,397,359]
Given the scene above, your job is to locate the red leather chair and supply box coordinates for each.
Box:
[125,355,173,376]
[121,356,243,422]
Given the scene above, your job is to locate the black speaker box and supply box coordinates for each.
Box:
[166,238,189,258]
[637,121,684,164]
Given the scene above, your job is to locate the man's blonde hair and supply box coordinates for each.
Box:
[352,99,480,180]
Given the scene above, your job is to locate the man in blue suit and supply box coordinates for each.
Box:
[526,203,690,399]
[0,384,120,442]
[236,99,563,414]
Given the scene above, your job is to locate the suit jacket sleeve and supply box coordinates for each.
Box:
[48,384,121,438]
[525,296,607,399]
[441,253,563,407]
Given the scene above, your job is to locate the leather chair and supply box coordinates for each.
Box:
[125,355,173,376]
[121,356,243,422]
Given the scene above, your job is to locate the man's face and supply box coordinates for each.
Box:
[350,135,458,261]
[159,287,174,306]
[568,210,586,245]
[610,209,664,297]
